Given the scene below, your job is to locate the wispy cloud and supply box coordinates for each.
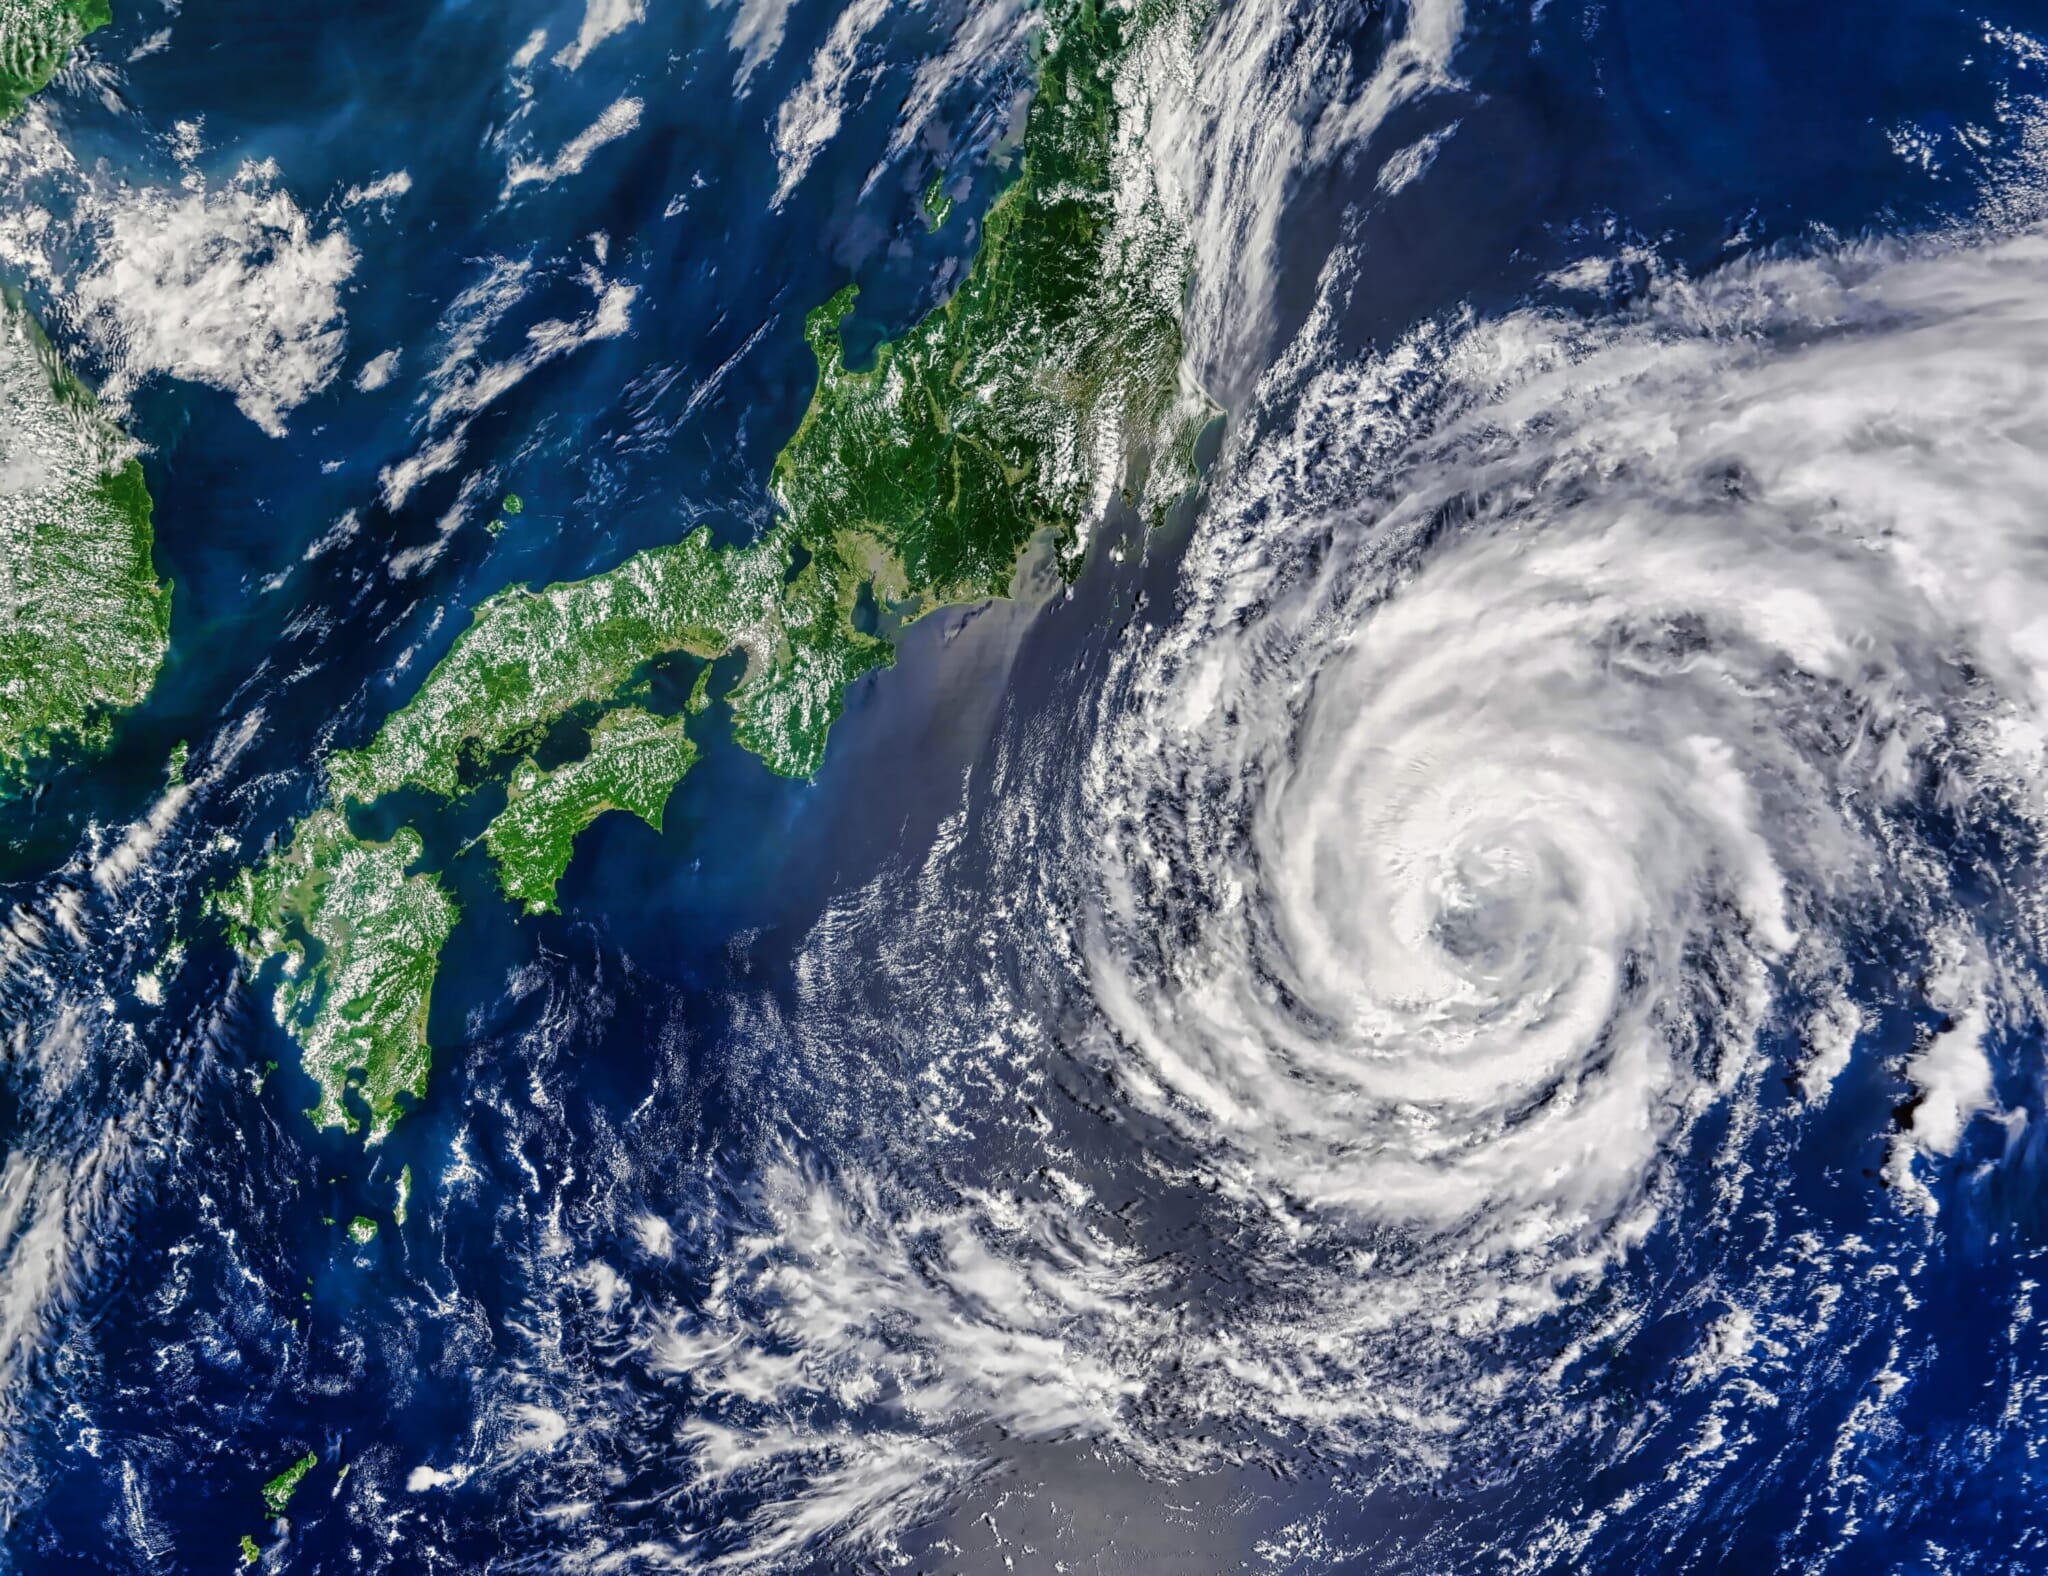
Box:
[503,97,643,197]
[77,159,356,436]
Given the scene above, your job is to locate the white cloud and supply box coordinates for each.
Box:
[406,1463,470,1492]
[378,430,464,513]
[76,160,356,437]
[725,0,801,90]
[303,509,360,561]
[770,0,890,208]
[1900,1009,1995,1157]
[1797,994,1862,1105]
[354,348,399,391]
[1376,121,1458,196]
[1884,933,2001,1210]
[503,97,643,196]
[342,169,412,207]
[879,0,1029,165]
[166,117,203,166]
[91,780,192,892]
[423,272,634,430]
[1152,0,1465,393]
[553,0,644,70]
[378,261,635,523]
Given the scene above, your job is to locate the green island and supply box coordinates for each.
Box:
[223,0,1217,1145]
[0,0,108,119]
[238,1533,260,1566]
[921,174,953,232]
[212,811,456,1144]
[0,2,169,786]
[482,706,699,914]
[260,1450,317,1518]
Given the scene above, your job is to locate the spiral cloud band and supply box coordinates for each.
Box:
[479,229,2048,1566]
[1085,233,2048,1299]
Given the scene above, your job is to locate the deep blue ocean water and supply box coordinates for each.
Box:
[5,0,2048,1569]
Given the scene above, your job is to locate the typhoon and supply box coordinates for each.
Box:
[9,0,2048,1569]
[1087,230,2048,1304]
[570,225,2048,1563]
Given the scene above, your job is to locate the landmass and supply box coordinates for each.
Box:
[211,812,456,1142]
[224,0,1216,1145]
[0,0,108,120]
[921,174,953,232]
[0,2,169,787]
[260,1450,317,1518]
[482,706,699,914]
